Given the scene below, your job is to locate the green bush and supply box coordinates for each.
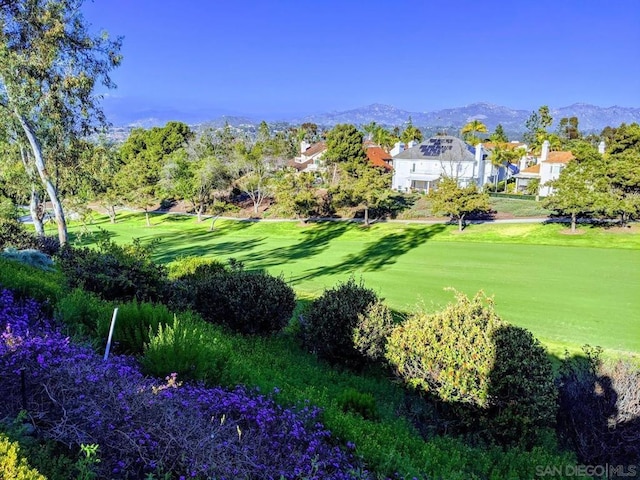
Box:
[386,290,557,446]
[56,289,174,354]
[0,218,59,255]
[352,300,395,363]
[56,238,169,303]
[0,433,47,480]
[183,261,296,335]
[300,277,378,367]
[0,196,18,220]
[0,257,64,306]
[55,289,113,337]
[141,314,231,383]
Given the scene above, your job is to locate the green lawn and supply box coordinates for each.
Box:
[64,213,640,356]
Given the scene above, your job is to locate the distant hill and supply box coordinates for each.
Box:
[294,102,640,133]
[104,99,640,135]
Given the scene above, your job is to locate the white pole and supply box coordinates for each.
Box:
[103,307,119,361]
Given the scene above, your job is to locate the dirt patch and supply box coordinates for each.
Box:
[559,228,586,235]
[603,224,639,234]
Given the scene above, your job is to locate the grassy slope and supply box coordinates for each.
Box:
[64,214,640,355]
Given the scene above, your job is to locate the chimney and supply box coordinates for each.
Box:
[390,141,405,156]
[598,141,606,154]
[408,140,418,149]
[475,143,485,186]
[300,140,311,154]
[539,140,550,163]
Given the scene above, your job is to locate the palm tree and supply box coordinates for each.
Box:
[461,120,488,144]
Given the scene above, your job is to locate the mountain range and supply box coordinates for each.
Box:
[105,101,640,134]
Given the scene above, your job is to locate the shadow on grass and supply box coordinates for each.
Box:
[293,223,446,282]
[243,221,353,269]
[152,230,266,263]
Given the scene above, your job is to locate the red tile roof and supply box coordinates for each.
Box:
[545,151,574,164]
[520,164,540,174]
[365,146,393,170]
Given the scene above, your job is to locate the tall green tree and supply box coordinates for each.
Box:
[0,0,122,244]
[324,124,367,184]
[489,124,508,143]
[543,146,606,232]
[557,116,581,142]
[161,131,233,222]
[429,177,491,231]
[523,105,553,150]
[332,163,391,226]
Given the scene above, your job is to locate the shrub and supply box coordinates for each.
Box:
[1,248,55,271]
[0,218,59,255]
[141,314,231,383]
[0,433,47,480]
[352,300,395,364]
[386,290,557,447]
[557,346,640,466]
[300,277,378,367]
[56,238,169,303]
[56,289,174,354]
[0,196,18,220]
[183,261,296,335]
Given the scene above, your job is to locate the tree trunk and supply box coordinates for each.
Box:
[571,212,576,233]
[364,206,369,226]
[458,215,465,232]
[145,209,151,227]
[197,205,204,223]
[209,215,219,232]
[108,205,117,223]
[17,114,68,245]
[19,143,45,236]
[29,187,44,236]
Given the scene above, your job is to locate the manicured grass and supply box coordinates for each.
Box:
[61,213,640,355]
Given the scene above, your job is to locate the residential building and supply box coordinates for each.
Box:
[365,145,393,171]
[289,141,326,172]
[391,135,492,192]
[514,140,576,196]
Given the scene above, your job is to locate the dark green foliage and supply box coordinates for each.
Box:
[182,261,296,335]
[336,388,379,420]
[300,277,378,367]
[0,257,63,306]
[487,325,558,447]
[557,346,640,466]
[56,238,169,303]
[386,291,557,447]
[141,314,231,383]
[56,289,174,354]
[0,218,59,255]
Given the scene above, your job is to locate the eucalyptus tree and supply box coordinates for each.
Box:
[0,0,122,244]
[161,130,233,222]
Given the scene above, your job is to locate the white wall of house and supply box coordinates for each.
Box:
[539,162,565,196]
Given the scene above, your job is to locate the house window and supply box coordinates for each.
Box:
[411,163,416,172]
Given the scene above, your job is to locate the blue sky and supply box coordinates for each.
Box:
[82,0,640,118]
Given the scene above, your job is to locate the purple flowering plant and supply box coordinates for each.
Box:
[0,288,369,479]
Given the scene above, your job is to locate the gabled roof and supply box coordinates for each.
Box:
[301,142,326,157]
[544,151,574,164]
[365,146,393,170]
[394,135,475,162]
[520,164,540,174]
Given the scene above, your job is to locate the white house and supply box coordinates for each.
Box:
[514,140,584,196]
[391,136,493,192]
[289,141,326,172]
